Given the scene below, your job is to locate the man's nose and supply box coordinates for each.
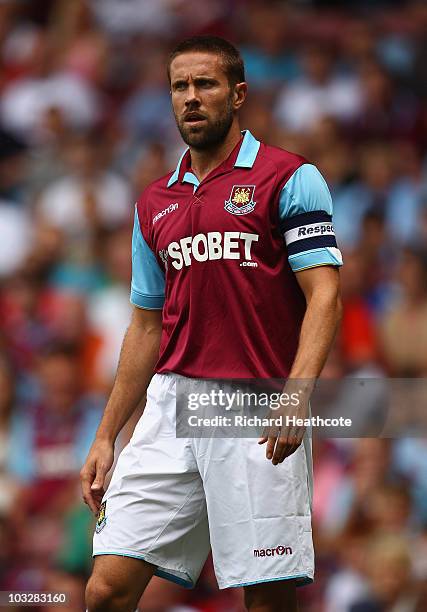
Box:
[185,84,200,106]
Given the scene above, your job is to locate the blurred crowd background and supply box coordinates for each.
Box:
[0,0,426,610]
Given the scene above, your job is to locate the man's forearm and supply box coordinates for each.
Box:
[96,309,162,444]
[289,282,342,382]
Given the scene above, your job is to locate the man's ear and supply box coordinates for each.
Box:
[233,82,248,111]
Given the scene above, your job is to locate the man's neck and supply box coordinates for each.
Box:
[189,122,242,183]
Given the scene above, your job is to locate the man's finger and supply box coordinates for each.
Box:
[91,489,104,514]
[259,422,270,445]
[273,427,304,463]
[281,445,299,461]
[272,436,289,465]
[91,462,108,491]
[81,475,99,515]
[280,435,303,461]
[265,430,279,460]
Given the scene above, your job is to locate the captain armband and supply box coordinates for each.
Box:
[280,210,339,256]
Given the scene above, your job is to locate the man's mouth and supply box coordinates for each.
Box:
[183,112,207,124]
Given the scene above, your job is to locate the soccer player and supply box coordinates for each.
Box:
[81,36,342,612]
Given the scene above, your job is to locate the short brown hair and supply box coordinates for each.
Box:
[167,35,245,87]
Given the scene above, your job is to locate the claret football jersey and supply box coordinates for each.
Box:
[131,130,342,379]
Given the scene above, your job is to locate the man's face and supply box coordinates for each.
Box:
[170,52,240,150]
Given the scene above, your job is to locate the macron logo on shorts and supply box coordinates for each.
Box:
[254,545,293,557]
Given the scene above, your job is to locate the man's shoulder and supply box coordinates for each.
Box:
[257,142,308,175]
[136,171,175,209]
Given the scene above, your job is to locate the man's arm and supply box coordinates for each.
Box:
[260,265,342,464]
[290,265,342,379]
[80,306,162,514]
[259,162,343,463]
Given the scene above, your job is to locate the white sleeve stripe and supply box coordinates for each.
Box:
[288,247,343,271]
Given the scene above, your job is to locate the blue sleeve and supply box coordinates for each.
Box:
[279,164,343,272]
[130,207,165,309]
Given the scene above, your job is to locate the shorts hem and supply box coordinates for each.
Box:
[93,550,194,589]
[220,573,314,589]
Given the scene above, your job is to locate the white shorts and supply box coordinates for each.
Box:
[93,373,314,590]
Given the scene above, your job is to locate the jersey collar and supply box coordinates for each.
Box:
[166,129,261,188]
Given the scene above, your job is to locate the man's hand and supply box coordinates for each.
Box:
[258,382,311,465]
[80,439,114,515]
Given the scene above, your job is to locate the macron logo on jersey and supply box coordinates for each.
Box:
[165,231,259,270]
[152,203,179,225]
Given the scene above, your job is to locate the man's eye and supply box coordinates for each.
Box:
[174,83,186,91]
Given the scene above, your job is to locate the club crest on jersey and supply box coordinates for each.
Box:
[95,501,107,533]
[225,185,256,215]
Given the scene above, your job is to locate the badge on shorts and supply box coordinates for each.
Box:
[95,501,107,533]
[225,185,256,215]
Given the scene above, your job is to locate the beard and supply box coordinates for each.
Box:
[175,96,234,151]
